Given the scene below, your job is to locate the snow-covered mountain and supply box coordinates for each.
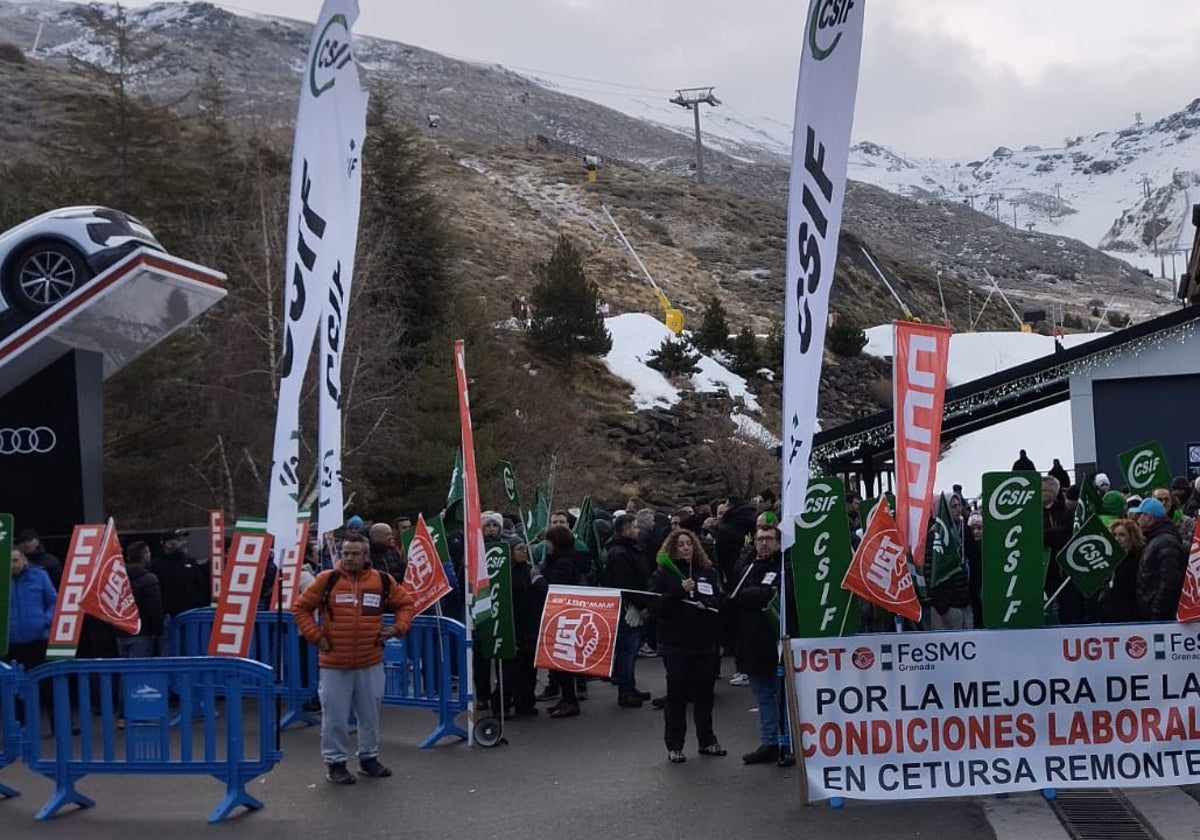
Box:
[5,0,1193,292]
[843,103,1200,277]
[559,67,1199,282]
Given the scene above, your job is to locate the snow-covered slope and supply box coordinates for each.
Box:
[604,313,759,410]
[602,312,781,447]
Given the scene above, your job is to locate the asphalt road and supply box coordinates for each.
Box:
[0,659,992,839]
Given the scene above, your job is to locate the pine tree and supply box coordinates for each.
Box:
[528,235,612,362]
[646,335,700,377]
[361,88,457,372]
[826,316,868,357]
[693,295,731,354]
[763,320,784,373]
[729,326,761,377]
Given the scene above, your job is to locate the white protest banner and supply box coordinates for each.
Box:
[781,0,865,550]
[267,0,368,549]
[314,0,369,538]
[791,623,1200,802]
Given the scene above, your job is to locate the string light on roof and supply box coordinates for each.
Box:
[808,319,1200,470]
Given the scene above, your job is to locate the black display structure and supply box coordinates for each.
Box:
[0,250,226,544]
[0,351,104,537]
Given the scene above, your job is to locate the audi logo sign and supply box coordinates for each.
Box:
[0,426,57,455]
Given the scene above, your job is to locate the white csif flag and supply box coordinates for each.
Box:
[780,0,865,551]
[267,0,368,547]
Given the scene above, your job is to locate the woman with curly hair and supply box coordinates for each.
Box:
[650,528,726,764]
[1102,517,1143,623]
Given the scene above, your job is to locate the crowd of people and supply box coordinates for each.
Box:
[7,456,1198,774]
[424,492,798,768]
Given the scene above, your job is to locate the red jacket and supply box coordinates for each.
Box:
[292,566,416,670]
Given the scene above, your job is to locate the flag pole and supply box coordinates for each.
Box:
[274,541,284,752]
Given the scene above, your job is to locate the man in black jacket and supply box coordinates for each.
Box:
[606,514,651,707]
[1041,476,1082,623]
[369,522,406,582]
[731,525,796,768]
[1133,498,1186,620]
[117,541,165,658]
[152,530,209,617]
[15,528,62,589]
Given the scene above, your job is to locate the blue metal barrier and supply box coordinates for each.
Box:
[0,661,20,798]
[169,608,319,728]
[170,608,472,747]
[381,615,472,748]
[21,656,282,823]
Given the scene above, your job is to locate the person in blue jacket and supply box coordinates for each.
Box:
[7,547,56,665]
[6,548,57,726]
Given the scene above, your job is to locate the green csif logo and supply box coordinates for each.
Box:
[796,480,837,530]
[309,14,354,97]
[1126,448,1160,490]
[808,0,857,60]
[987,475,1037,522]
[1061,534,1115,576]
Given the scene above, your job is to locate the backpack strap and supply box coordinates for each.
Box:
[319,570,341,619]
[319,568,392,620]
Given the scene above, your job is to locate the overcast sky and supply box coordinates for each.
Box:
[101,0,1200,158]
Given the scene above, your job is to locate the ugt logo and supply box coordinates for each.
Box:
[548,608,609,670]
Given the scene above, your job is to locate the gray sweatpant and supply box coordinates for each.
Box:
[318,663,385,765]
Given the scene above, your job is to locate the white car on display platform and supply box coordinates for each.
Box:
[0,206,165,314]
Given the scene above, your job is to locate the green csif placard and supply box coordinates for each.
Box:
[981,472,1045,629]
[1056,514,1125,598]
[400,514,452,568]
[1118,440,1173,495]
[499,459,521,509]
[476,540,515,660]
[0,513,12,657]
[791,477,857,637]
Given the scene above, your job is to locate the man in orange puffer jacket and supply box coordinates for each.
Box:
[293,531,416,785]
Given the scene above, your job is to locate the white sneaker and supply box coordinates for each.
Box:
[729,672,749,686]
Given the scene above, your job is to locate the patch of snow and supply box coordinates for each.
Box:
[603,313,682,409]
[732,412,780,448]
[604,312,763,414]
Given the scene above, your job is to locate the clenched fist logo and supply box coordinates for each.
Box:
[407,545,432,591]
[549,608,612,671]
[576,613,601,662]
